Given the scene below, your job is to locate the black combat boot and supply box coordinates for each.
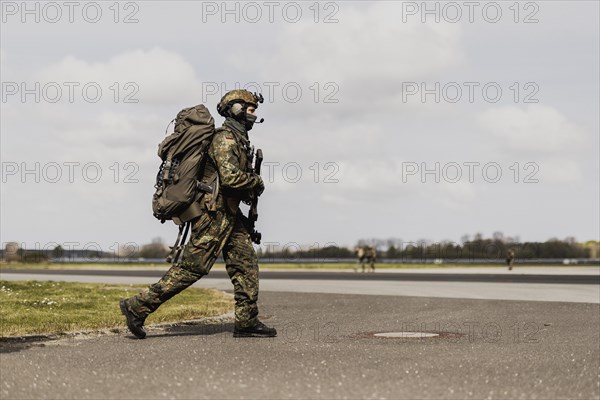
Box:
[233,320,277,338]
[119,299,147,339]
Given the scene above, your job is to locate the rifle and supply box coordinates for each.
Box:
[248,148,263,244]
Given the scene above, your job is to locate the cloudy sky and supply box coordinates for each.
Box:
[1,1,598,253]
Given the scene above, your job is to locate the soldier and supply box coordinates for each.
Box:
[120,90,276,339]
[506,249,515,270]
[353,246,363,272]
[354,245,376,273]
[365,246,376,272]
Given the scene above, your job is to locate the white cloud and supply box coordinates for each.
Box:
[33,47,203,106]
[538,158,584,184]
[478,104,586,153]
[235,3,464,85]
[477,105,589,184]
[220,2,466,123]
[319,158,478,209]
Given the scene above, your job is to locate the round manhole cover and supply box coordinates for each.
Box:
[373,332,439,338]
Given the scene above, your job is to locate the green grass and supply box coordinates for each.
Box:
[0,262,170,270]
[0,280,234,337]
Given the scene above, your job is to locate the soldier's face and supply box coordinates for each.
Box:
[246,106,256,115]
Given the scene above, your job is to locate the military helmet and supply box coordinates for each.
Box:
[217,89,264,117]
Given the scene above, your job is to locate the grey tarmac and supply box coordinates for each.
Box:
[1,292,599,399]
[2,267,599,303]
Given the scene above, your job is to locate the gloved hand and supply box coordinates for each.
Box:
[254,175,265,197]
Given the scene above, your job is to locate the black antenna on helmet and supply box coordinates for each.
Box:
[250,93,265,123]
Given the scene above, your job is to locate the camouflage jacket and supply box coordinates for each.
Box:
[202,125,263,214]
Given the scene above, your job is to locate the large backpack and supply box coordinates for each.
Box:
[152,104,216,226]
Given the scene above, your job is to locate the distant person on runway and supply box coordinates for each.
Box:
[355,245,376,273]
[506,249,515,270]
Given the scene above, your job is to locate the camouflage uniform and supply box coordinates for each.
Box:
[127,119,264,329]
[366,246,376,272]
[506,249,515,270]
[354,246,376,273]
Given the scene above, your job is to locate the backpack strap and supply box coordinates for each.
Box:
[166,221,192,265]
[208,174,219,212]
[199,134,221,212]
[173,221,191,265]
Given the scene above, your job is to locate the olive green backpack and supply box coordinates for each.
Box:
[152,105,217,262]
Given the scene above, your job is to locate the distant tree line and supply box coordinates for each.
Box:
[1,234,598,263]
[1,238,169,263]
[258,233,598,261]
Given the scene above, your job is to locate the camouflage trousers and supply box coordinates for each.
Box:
[127,209,259,329]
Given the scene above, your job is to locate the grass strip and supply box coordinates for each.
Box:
[0,280,233,337]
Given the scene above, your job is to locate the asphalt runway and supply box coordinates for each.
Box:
[1,292,598,399]
[2,267,599,303]
[1,267,599,398]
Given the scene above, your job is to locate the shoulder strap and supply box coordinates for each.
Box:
[166,221,192,265]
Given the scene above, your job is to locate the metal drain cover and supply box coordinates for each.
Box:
[374,332,439,338]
